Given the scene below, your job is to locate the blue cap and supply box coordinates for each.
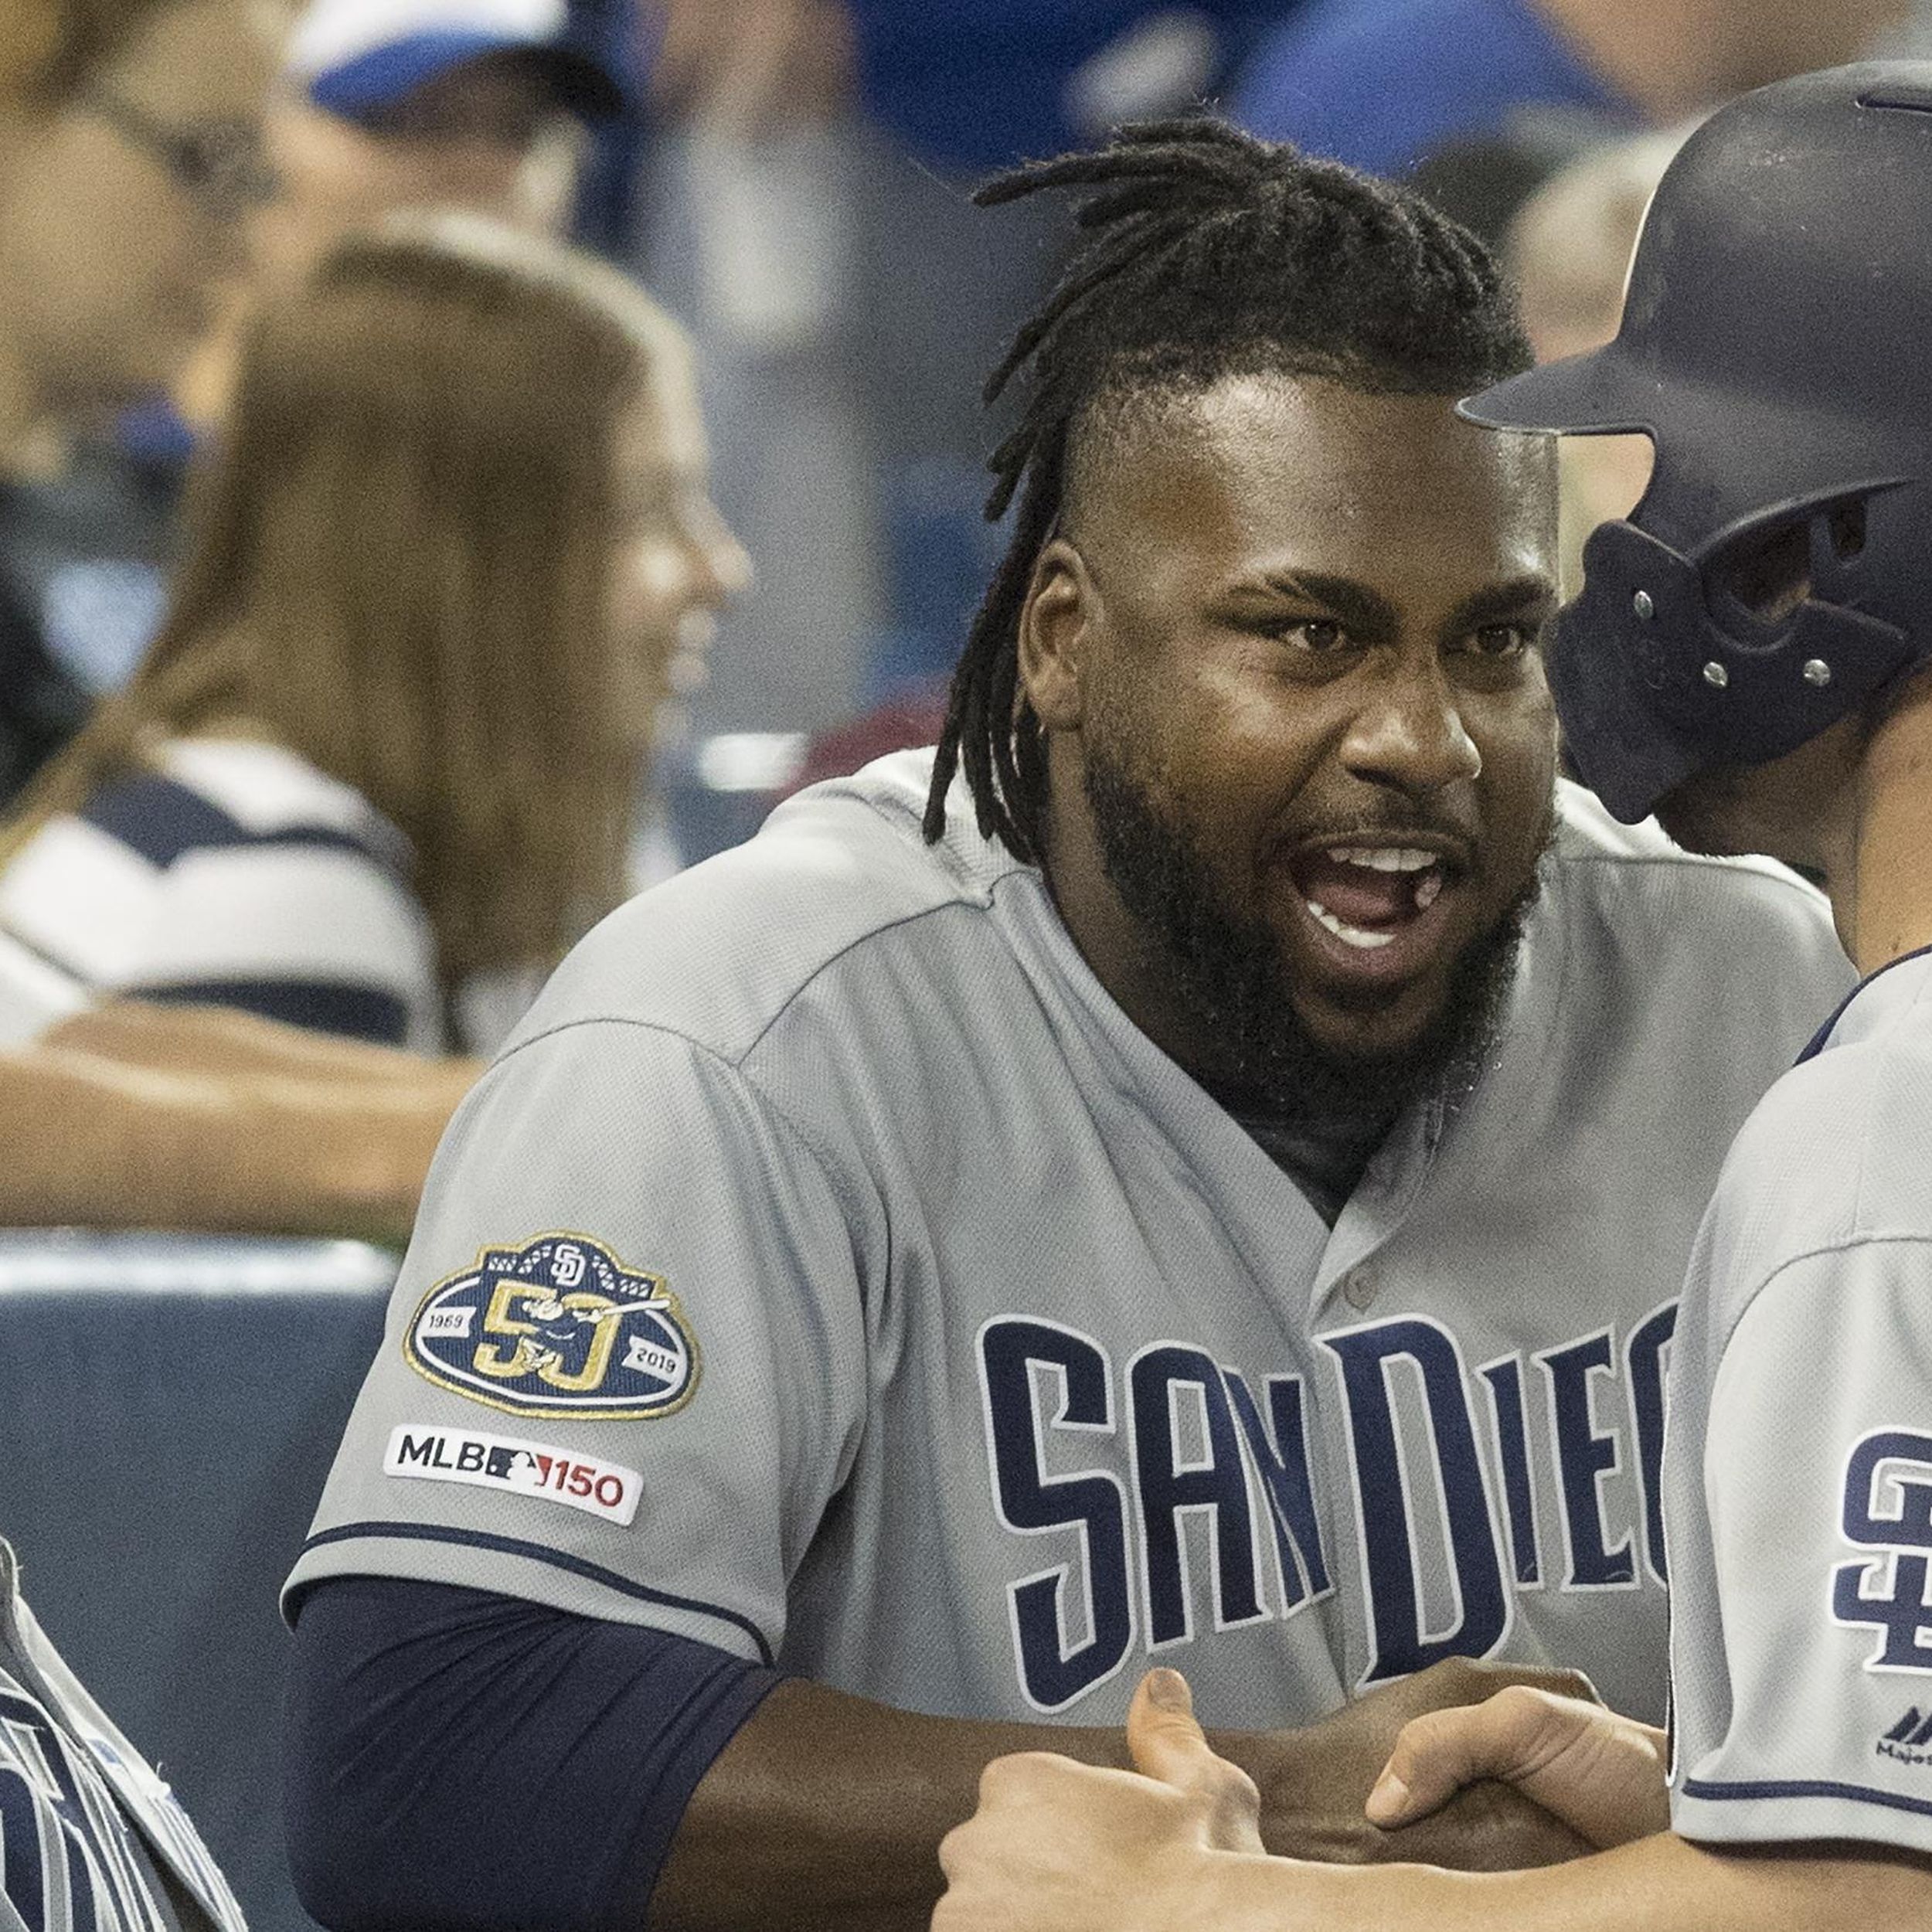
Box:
[287,0,628,122]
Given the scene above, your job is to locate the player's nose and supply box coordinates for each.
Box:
[1338,657,1482,794]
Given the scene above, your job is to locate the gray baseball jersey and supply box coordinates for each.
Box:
[0,1539,245,1932]
[287,753,1852,1729]
[1666,947,1932,1855]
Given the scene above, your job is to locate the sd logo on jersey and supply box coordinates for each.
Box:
[1832,1427,1932,1672]
[404,1234,699,1421]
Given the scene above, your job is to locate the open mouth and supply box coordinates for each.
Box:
[1287,844,1455,955]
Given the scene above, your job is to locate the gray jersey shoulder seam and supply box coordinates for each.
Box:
[736,892,998,1063]
[707,773,1022,1060]
[489,1009,822,1149]
[503,893,989,1077]
[485,1009,881,1252]
[1713,1229,1932,1369]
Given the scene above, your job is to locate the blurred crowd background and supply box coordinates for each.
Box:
[12,0,1932,945]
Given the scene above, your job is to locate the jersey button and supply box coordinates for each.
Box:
[1342,1267,1379,1311]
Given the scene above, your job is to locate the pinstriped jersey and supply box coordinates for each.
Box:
[287,753,1853,1730]
[1668,947,1932,1855]
[0,1542,244,1932]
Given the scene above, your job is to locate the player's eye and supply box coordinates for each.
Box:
[1464,622,1535,658]
[1277,618,1349,654]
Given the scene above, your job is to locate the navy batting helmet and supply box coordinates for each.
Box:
[1462,63,1932,825]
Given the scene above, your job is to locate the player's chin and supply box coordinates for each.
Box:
[1275,910,1488,1066]
[1288,971,1457,1067]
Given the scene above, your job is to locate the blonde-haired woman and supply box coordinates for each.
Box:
[0,216,748,1052]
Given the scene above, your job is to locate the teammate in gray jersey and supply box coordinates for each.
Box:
[936,63,1932,1932]
[284,124,1855,1931]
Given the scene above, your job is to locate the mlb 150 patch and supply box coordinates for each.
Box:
[383,1423,644,1526]
[404,1233,699,1421]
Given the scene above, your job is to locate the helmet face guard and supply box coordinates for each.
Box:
[1545,488,1917,822]
[1461,63,1932,823]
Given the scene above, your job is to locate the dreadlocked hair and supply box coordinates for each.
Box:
[923,117,1534,862]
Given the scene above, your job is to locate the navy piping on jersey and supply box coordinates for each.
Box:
[139,978,410,1044]
[1795,940,1932,1064]
[295,1522,776,1665]
[1681,1775,1932,1819]
[80,770,407,879]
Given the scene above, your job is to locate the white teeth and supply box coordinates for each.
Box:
[1413,870,1444,912]
[1305,900,1396,950]
[1324,846,1438,872]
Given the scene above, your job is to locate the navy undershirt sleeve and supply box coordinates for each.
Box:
[285,1576,780,1932]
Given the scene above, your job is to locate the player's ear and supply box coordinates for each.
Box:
[1019,537,1100,733]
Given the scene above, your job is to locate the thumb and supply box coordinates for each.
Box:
[1127,1668,1217,1787]
[1366,1706,1489,1828]
[1367,1689,1566,1829]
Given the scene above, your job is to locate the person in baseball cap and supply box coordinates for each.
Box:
[285,0,626,125]
[1463,63,1932,838]
[267,0,634,267]
[174,0,636,424]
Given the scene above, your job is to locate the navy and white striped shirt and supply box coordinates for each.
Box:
[0,740,439,1051]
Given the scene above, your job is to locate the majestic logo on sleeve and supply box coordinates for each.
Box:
[404,1234,699,1421]
[1879,1706,1932,1766]
[1832,1428,1932,1672]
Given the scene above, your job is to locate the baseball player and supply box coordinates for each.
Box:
[282,124,1854,1930]
[936,64,1932,1932]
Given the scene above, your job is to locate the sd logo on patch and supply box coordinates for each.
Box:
[404,1233,699,1421]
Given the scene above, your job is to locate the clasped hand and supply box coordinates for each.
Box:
[935,1668,1278,1932]
[935,1669,1669,1932]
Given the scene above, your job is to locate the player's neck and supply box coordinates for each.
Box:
[1845,669,1932,975]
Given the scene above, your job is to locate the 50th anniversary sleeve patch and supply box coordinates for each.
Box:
[403,1233,699,1420]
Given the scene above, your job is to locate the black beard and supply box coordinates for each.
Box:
[1080,743,1549,1132]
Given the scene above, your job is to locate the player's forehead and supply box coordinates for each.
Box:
[1068,370,1558,615]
